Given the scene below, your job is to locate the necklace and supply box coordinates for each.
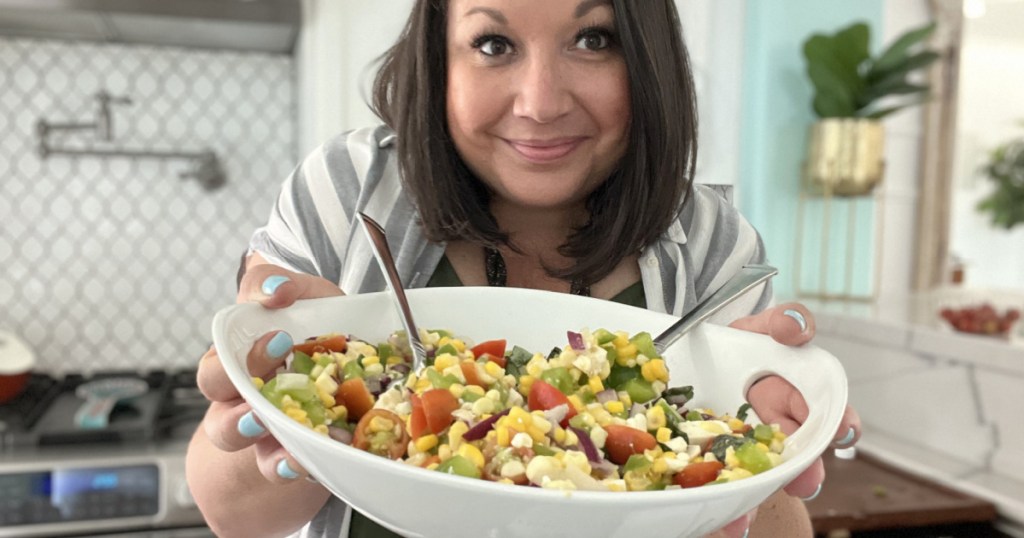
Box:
[484,247,590,296]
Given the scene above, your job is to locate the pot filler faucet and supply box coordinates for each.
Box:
[35,90,225,191]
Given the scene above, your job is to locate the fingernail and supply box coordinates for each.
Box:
[237,411,265,438]
[276,459,299,480]
[801,483,823,502]
[262,275,290,296]
[836,426,856,446]
[266,331,293,359]
[783,309,808,333]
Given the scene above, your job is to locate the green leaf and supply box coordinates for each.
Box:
[807,62,857,116]
[872,22,937,75]
[862,94,931,119]
[803,30,866,98]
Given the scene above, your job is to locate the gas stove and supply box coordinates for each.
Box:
[0,369,212,537]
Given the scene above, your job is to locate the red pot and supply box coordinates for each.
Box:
[0,331,36,404]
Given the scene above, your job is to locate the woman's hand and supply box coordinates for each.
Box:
[196,259,345,482]
[705,303,861,537]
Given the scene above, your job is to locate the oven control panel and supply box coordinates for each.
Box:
[0,443,206,537]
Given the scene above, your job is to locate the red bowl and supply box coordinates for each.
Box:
[0,372,31,404]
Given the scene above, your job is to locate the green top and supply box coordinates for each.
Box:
[348,255,645,537]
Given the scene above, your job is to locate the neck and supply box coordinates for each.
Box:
[489,199,588,255]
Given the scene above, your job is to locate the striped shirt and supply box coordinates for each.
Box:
[249,124,773,538]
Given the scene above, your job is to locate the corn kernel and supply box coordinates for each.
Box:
[604,400,625,415]
[646,405,667,430]
[553,427,566,444]
[361,355,381,366]
[426,462,440,471]
[518,375,535,396]
[458,443,485,469]
[438,444,452,462]
[285,407,308,423]
[434,354,458,370]
[448,421,469,451]
[450,339,466,352]
[497,426,511,447]
[656,427,673,443]
[613,334,630,347]
[567,395,584,412]
[484,361,504,378]
[617,343,637,359]
[313,424,329,436]
[587,376,604,393]
[331,405,348,423]
[727,417,745,432]
[652,457,669,474]
[465,385,486,397]
[756,442,770,453]
[368,416,394,433]
[251,377,265,390]
[386,355,405,366]
[641,358,670,383]
[415,434,439,452]
[448,383,465,399]
[618,392,632,407]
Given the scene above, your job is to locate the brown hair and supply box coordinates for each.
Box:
[372,0,698,287]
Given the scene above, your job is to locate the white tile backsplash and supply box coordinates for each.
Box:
[0,37,296,375]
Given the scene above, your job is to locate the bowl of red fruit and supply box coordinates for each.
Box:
[939,302,1021,338]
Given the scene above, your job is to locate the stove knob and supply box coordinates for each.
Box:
[175,480,197,508]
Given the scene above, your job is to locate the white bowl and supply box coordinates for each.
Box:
[212,287,848,538]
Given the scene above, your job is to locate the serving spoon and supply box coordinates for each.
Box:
[357,212,428,371]
[652,264,778,354]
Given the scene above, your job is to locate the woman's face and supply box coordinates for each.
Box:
[446,0,630,212]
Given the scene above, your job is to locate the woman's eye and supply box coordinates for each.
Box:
[475,36,512,57]
[575,30,612,51]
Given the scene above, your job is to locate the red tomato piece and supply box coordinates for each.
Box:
[335,377,374,421]
[460,361,484,387]
[527,379,577,427]
[408,393,428,439]
[293,334,347,356]
[471,340,506,364]
[420,389,459,435]
[673,461,725,488]
[352,409,409,460]
[603,424,658,464]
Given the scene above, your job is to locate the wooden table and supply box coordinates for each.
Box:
[807,449,999,536]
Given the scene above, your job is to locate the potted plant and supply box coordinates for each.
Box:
[802,21,939,195]
[977,125,1024,229]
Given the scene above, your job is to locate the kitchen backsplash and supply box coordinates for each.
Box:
[0,37,296,374]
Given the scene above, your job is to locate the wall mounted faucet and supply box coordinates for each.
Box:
[36,91,226,191]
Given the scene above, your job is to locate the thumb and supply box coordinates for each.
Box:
[238,262,344,309]
[729,303,814,347]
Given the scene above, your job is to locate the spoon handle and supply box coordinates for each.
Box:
[357,212,428,370]
[653,264,778,354]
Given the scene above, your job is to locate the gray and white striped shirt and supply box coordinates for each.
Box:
[249,124,773,538]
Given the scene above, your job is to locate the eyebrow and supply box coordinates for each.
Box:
[463,0,611,25]
[574,0,612,18]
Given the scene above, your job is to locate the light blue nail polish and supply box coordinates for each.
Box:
[801,483,823,502]
[262,275,290,296]
[277,459,299,480]
[237,411,265,438]
[783,308,808,333]
[836,426,856,446]
[266,331,293,359]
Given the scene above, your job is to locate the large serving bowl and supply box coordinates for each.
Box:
[212,287,847,538]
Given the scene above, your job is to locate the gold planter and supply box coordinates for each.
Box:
[803,118,886,196]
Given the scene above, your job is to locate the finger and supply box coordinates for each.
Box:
[239,263,343,309]
[254,437,310,483]
[783,457,825,499]
[202,400,267,452]
[197,330,294,402]
[832,405,862,447]
[707,509,756,538]
[746,376,809,435]
[729,303,815,347]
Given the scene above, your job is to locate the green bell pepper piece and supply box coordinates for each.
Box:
[540,366,574,395]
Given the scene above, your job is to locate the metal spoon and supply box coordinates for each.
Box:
[357,212,428,371]
[653,264,778,354]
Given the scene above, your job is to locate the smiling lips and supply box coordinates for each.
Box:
[506,137,585,163]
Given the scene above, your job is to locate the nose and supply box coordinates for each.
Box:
[512,54,573,123]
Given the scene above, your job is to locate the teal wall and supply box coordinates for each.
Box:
[739,1,884,299]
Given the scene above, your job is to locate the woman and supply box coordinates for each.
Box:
[187,1,860,536]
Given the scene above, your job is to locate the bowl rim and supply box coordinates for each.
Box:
[212,287,848,503]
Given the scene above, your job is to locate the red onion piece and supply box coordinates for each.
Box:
[567,331,585,351]
[595,389,618,404]
[462,408,511,441]
[543,403,569,428]
[328,426,353,445]
[570,426,601,462]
